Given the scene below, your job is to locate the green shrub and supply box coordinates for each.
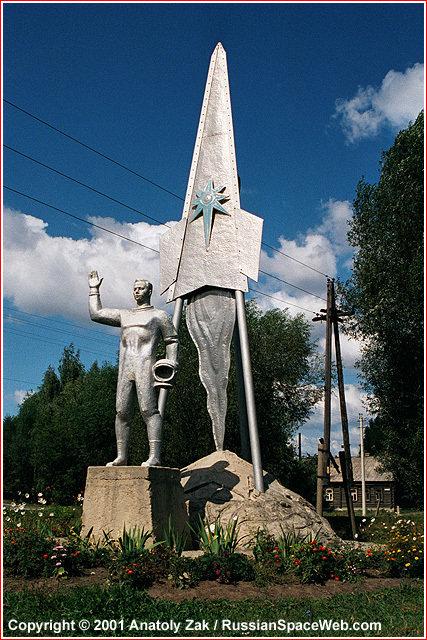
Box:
[290,539,362,584]
[3,527,54,578]
[195,552,255,584]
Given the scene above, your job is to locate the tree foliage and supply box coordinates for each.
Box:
[4,302,323,502]
[339,112,424,507]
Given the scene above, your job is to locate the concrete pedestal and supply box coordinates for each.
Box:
[81,466,189,543]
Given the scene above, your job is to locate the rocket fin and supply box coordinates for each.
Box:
[236,209,264,282]
[159,218,187,295]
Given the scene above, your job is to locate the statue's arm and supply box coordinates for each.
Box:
[160,313,179,365]
[88,271,121,327]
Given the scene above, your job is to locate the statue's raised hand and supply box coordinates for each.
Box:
[88,270,103,289]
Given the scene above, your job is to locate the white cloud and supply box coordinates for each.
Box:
[13,389,34,405]
[299,383,369,456]
[3,207,170,322]
[4,204,366,443]
[317,199,353,256]
[334,63,424,143]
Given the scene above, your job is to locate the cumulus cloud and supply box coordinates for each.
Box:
[12,389,34,405]
[4,204,365,444]
[334,63,424,143]
[3,207,169,322]
[317,199,353,256]
[297,383,369,456]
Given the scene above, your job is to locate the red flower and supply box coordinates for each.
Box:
[334,576,340,581]
[43,554,48,559]
[322,556,327,560]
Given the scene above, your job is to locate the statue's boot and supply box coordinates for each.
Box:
[141,414,162,467]
[106,418,130,466]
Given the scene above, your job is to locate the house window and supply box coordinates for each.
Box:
[375,488,382,502]
[366,488,371,502]
[325,488,333,502]
[351,488,357,502]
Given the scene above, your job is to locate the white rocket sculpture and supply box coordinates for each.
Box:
[159,43,265,492]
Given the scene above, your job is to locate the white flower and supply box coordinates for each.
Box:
[354,533,358,539]
[25,493,29,499]
[49,512,54,517]
[11,502,16,508]
[17,522,21,527]
[38,512,43,517]
[362,518,366,523]
[17,491,21,495]
[370,518,376,523]
[38,492,43,497]
[6,517,11,522]
[210,524,216,532]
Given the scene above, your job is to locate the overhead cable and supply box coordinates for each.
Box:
[3,186,160,254]
[5,99,332,280]
[4,145,171,228]
[249,287,321,316]
[4,99,184,202]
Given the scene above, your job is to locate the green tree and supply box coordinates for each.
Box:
[340,112,424,507]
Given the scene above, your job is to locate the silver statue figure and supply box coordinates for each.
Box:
[88,271,179,467]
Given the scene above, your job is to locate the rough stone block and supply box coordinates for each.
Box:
[81,466,189,544]
[181,450,338,547]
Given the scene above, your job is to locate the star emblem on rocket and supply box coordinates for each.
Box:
[190,178,230,249]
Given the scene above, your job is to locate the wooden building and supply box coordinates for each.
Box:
[325,454,395,510]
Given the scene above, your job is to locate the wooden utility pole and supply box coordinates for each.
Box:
[331,283,357,539]
[313,279,357,538]
[360,414,366,516]
[312,278,333,515]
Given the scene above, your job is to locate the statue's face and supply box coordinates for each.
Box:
[133,280,152,304]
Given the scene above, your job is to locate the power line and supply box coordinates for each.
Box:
[4,186,324,314]
[4,377,40,386]
[7,144,327,303]
[4,99,185,202]
[5,99,332,281]
[4,145,171,228]
[249,287,321,316]
[258,269,326,302]
[3,186,160,254]
[4,314,118,346]
[262,241,331,279]
[3,306,118,340]
[4,327,116,360]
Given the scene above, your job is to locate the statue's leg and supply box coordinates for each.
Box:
[106,379,135,466]
[140,411,163,467]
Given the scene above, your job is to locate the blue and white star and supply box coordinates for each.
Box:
[190,178,230,248]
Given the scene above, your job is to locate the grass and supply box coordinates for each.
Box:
[3,583,423,637]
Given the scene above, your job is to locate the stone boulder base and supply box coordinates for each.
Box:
[81,466,189,544]
[181,450,337,547]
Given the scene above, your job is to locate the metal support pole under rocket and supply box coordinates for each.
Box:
[160,43,265,492]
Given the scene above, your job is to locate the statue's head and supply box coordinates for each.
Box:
[133,279,153,305]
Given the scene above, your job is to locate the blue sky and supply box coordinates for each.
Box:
[2,1,424,456]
